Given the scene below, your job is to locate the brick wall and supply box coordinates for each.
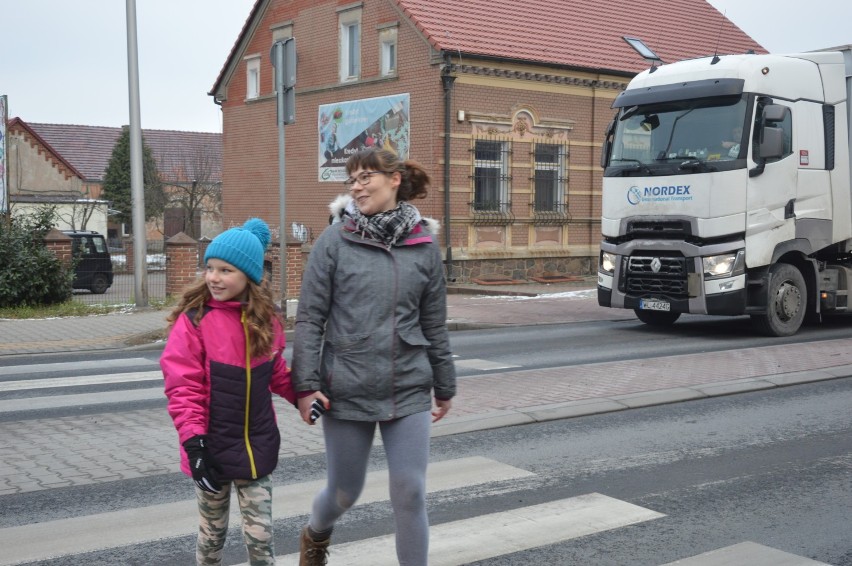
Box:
[43,229,73,267]
[165,233,199,296]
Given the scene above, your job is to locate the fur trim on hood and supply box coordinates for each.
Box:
[328,194,440,234]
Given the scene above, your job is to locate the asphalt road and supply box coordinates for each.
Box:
[4,372,849,564]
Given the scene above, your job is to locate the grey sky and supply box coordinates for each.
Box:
[1,0,849,133]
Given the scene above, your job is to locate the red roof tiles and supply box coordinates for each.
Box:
[395,0,766,74]
[211,0,765,98]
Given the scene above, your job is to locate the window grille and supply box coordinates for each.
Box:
[531,141,570,224]
[470,137,513,224]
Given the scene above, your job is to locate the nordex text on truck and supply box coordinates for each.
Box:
[598,45,852,336]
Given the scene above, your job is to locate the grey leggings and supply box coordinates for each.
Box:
[309,410,431,566]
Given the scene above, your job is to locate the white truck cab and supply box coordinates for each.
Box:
[598,47,852,336]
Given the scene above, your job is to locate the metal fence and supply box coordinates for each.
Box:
[71,240,170,305]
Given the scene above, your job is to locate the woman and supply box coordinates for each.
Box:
[292,147,456,565]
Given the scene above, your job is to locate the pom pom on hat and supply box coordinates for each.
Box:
[204,218,271,284]
[242,217,271,251]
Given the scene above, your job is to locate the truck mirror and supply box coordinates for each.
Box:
[600,117,616,168]
[759,126,784,159]
[762,104,787,123]
[600,140,612,169]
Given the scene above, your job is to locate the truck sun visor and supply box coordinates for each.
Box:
[612,78,745,108]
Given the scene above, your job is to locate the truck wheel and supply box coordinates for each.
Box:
[751,263,806,337]
[89,274,110,295]
[634,309,681,326]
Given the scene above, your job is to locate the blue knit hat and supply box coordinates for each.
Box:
[204,218,271,284]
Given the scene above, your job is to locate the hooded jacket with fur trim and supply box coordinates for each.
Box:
[292,195,456,421]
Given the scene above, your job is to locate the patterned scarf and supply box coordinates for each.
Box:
[349,201,421,247]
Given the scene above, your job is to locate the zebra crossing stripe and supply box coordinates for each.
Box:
[0,457,532,566]
[0,387,164,413]
[661,541,832,565]
[0,371,162,392]
[0,358,155,377]
[454,358,521,370]
[262,493,665,566]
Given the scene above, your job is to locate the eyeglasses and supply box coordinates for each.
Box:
[342,171,390,189]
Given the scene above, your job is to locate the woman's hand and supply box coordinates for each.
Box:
[432,398,452,423]
[298,393,330,425]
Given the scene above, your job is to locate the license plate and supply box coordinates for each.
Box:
[639,298,670,311]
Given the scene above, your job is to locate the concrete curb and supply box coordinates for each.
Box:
[430,366,852,437]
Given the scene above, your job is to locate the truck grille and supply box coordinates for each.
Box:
[625,256,688,297]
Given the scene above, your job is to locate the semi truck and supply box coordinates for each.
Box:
[597,45,852,336]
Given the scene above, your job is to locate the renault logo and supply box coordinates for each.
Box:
[650,257,662,273]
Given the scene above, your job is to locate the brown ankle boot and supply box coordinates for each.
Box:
[299,526,330,566]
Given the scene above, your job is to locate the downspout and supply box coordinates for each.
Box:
[590,75,599,271]
[441,54,456,281]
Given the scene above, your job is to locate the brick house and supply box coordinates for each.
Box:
[6,119,222,244]
[211,0,764,283]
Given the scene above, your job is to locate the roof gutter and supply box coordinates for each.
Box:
[441,53,455,281]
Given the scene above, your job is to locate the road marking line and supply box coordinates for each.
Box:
[0,358,154,377]
[661,541,832,565]
[0,388,164,413]
[454,358,521,370]
[0,371,162,392]
[262,493,664,566]
[0,457,533,566]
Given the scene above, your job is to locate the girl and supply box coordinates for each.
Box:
[161,218,295,565]
[293,148,457,565]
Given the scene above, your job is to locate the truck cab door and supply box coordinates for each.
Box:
[745,101,796,267]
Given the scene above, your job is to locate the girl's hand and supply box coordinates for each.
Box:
[298,393,329,425]
[432,398,452,423]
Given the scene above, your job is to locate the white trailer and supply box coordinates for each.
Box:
[598,46,852,336]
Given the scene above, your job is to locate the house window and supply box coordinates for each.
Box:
[533,143,567,212]
[245,56,260,99]
[379,27,398,76]
[473,139,510,211]
[339,8,361,82]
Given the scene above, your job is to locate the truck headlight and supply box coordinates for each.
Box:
[702,250,744,279]
[600,251,617,274]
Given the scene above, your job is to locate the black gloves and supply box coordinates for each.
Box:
[182,435,223,493]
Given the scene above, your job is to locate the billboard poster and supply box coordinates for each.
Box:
[318,93,409,182]
[0,95,6,213]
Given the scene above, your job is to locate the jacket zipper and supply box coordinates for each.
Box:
[241,310,258,479]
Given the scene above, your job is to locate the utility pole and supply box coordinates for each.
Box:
[125,0,148,307]
[0,95,9,228]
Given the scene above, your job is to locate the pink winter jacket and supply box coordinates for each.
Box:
[161,299,295,481]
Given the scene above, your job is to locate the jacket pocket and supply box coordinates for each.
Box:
[396,328,433,391]
[398,327,431,347]
[328,333,375,398]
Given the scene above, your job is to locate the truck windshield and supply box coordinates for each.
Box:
[607,95,748,175]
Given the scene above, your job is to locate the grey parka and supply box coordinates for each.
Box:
[292,196,456,421]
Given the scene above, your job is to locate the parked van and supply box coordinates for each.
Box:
[62,230,114,294]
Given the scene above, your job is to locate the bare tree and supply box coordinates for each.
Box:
[53,186,104,231]
[159,143,222,240]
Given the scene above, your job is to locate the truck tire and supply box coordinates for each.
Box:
[751,263,806,337]
[89,273,110,295]
[634,309,681,326]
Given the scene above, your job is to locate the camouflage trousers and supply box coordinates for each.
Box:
[194,474,275,565]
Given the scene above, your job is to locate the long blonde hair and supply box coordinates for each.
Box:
[166,277,282,358]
